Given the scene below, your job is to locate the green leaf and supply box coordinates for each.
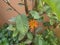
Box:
[50,19,54,25]
[7,24,16,31]
[12,31,18,37]
[27,32,33,40]
[24,39,32,44]
[44,0,60,20]
[34,35,44,45]
[29,11,40,19]
[43,22,51,26]
[2,38,9,45]
[16,14,29,41]
[17,42,26,45]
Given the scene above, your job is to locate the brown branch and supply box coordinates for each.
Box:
[24,0,29,14]
[34,0,38,11]
[32,0,34,9]
[3,0,21,15]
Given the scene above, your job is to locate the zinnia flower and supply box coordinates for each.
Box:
[29,19,38,32]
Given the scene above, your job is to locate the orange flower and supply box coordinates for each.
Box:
[29,19,38,32]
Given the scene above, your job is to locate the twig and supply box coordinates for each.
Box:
[3,0,21,15]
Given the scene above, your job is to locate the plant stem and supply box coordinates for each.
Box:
[32,0,34,9]
[34,0,38,11]
[24,0,29,14]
